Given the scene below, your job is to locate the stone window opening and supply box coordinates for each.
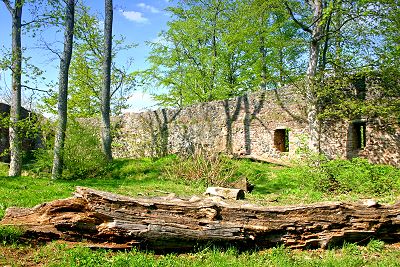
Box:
[274,128,289,152]
[353,121,366,149]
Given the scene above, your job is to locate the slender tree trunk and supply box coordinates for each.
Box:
[259,13,267,90]
[209,7,219,101]
[52,0,75,179]
[101,0,113,162]
[306,0,324,153]
[3,0,23,177]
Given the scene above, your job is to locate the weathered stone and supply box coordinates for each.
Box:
[111,86,399,168]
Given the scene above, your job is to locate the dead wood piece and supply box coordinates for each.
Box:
[2,186,400,251]
[204,187,245,200]
[230,177,255,193]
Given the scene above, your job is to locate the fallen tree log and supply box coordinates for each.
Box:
[1,187,400,250]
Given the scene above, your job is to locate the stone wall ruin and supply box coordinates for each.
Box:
[113,85,400,168]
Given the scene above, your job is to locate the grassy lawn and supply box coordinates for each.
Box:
[1,156,400,266]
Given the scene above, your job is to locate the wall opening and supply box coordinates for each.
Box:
[352,121,366,149]
[274,129,289,152]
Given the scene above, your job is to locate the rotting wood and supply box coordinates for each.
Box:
[1,187,400,251]
[204,187,245,200]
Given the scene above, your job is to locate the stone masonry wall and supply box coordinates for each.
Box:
[113,88,399,167]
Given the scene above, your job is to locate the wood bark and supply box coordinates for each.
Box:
[285,0,324,154]
[101,0,113,162]
[52,0,75,179]
[3,0,23,176]
[305,0,323,154]
[204,187,245,200]
[2,187,400,251]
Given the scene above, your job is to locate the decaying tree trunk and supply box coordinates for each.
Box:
[2,187,400,251]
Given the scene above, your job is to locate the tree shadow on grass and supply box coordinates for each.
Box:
[250,169,300,196]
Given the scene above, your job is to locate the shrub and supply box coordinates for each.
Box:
[62,121,108,179]
[164,150,238,187]
[307,158,400,196]
[32,120,108,179]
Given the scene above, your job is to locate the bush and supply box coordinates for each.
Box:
[32,120,108,179]
[62,121,108,179]
[307,158,400,196]
[164,150,238,187]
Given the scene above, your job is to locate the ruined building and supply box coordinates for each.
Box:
[1,77,398,168]
[112,78,400,168]
[0,103,41,162]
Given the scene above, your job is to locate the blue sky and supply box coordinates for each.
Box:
[0,0,174,112]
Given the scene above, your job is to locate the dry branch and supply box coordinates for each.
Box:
[1,187,400,250]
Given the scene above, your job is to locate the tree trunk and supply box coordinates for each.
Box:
[5,0,23,177]
[306,0,324,154]
[2,187,400,251]
[51,0,75,179]
[101,0,113,162]
[258,10,268,91]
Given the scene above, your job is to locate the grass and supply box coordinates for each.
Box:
[1,156,400,266]
[1,241,400,266]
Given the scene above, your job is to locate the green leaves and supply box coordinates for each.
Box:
[41,4,137,118]
[143,0,306,107]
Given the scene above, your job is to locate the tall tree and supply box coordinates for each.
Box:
[51,0,75,179]
[144,0,306,107]
[41,5,135,118]
[2,0,23,176]
[144,0,252,107]
[284,0,325,153]
[101,0,113,161]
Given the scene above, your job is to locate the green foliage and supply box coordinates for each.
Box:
[307,158,400,196]
[366,239,385,253]
[40,4,136,118]
[0,226,24,245]
[142,0,306,107]
[0,111,49,163]
[31,120,107,179]
[317,71,400,122]
[142,0,399,125]
[61,121,108,179]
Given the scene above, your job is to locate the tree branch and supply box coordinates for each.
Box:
[2,0,13,14]
[284,2,312,34]
[21,15,55,27]
[21,84,51,94]
[42,40,62,60]
[318,13,365,40]
[111,68,125,97]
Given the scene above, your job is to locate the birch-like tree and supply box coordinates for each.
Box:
[51,0,75,179]
[101,0,113,161]
[2,0,23,176]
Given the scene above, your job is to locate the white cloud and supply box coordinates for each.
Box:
[123,91,158,113]
[120,10,148,23]
[151,35,170,46]
[137,3,160,13]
